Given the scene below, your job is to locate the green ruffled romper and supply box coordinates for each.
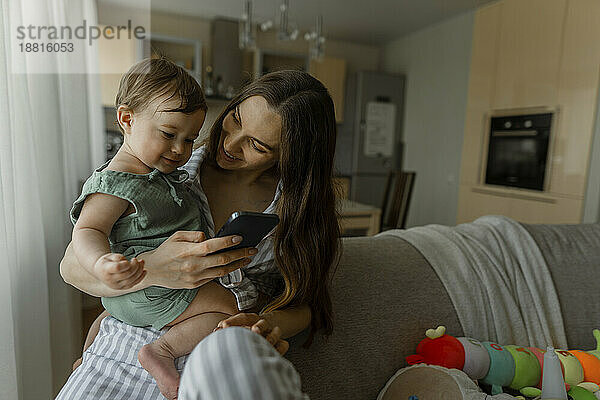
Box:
[70,162,207,329]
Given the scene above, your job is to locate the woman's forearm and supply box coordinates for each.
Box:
[60,241,151,297]
[261,304,311,339]
[62,232,257,296]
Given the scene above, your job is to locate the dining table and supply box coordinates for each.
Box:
[337,199,382,236]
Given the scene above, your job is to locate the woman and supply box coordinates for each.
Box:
[60,70,340,363]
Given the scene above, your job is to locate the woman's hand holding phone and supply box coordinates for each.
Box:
[60,212,271,297]
[139,230,258,289]
[95,211,275,292]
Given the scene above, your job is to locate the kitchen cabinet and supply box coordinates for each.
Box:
[492,0,566,110]
[255,50,347,123]
[309,57,347,123]
[98,28,202,107]
[550,0,600,197]
[457,184,582,224]
[142,34,202,81]
[459,2,502,187]
[457,0,600,224]
[97,25,138,106]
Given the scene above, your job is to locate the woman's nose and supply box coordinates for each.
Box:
[226,132,243,151]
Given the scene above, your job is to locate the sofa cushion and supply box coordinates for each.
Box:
[523,223,600,350]
[285,235,462,400]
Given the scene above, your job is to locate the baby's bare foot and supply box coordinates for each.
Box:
[138,342,180,400]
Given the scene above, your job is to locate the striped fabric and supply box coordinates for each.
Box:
[56,316,186,399]
[179,327,309,400]
[183,146,284,311]
[57,318,308,400]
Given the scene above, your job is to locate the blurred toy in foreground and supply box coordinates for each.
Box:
[406,326,600,399]
[541,345,568,400]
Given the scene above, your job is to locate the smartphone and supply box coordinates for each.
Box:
[209,211,279,255]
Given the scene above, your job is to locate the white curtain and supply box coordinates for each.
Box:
[0,0,104,398]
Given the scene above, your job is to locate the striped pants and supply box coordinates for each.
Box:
[180,327,309,400]
[56,317,308,399]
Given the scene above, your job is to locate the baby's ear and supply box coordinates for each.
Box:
[116,105,134,133]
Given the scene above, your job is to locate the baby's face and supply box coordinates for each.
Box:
[122,97,206,174]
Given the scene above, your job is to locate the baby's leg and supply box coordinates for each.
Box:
[73,309,110,371]
[138,282,238,400]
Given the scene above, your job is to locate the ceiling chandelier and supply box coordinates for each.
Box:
[305,15,325,61]
[239,0,256,50]
[239,0,325,60]
[260,0,299,41]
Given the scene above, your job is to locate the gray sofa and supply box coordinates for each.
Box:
[285,223,600,399]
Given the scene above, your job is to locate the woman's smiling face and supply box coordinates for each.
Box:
[217,96,282,173]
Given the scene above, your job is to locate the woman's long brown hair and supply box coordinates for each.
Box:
[203,70,341,344]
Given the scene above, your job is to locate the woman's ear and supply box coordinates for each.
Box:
[117,105,133,134]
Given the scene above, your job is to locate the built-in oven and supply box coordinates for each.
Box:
[484,112,553,191]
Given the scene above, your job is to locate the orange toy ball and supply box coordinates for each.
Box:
[570,350,600,384]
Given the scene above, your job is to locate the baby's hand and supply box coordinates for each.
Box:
[215,313,290,355]
[93,253,146,290]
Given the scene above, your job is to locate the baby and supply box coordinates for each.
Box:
[71,58,242,400]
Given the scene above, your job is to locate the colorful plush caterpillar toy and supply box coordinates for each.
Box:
[406,326,600,399]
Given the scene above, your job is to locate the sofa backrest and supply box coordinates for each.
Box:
[285,223,600,399]
[285,235,462,400]
[523,223,600,350]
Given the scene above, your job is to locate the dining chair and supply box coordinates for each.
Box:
[380,170,416,231]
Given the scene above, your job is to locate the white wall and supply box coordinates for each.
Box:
[583,84,600,223]
[381,11,474,228]
[149,11,212,75]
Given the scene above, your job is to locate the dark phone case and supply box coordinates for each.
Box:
[209,211,279,255]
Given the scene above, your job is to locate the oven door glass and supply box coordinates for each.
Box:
[485,135,548,191]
